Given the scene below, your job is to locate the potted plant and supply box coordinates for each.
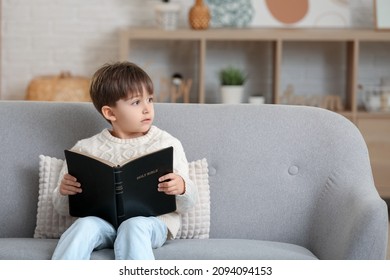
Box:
[219,66,247,104]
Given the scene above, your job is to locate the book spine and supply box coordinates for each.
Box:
[114,167,125,226]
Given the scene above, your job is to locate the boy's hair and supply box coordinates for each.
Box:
[90,61,154,114]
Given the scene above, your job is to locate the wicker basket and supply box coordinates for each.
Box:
[26,72,91,102]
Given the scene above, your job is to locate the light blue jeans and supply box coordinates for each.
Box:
[51,216,167,260]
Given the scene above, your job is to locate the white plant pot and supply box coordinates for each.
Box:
[221,86,244,104]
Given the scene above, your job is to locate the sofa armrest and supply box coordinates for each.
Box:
[309,170,388,259]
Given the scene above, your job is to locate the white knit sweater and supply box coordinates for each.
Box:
[52,126,197,239]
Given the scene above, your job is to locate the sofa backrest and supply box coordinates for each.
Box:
[0,101,108,238]
[153,103,373,247]
[0,101,373,247]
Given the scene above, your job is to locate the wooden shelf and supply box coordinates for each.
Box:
[121,28,390,41]
[357,112,390,119]
[119,27,390,198]
[119,28,390,117]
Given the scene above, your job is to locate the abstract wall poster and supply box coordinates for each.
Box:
[207,0,351,28]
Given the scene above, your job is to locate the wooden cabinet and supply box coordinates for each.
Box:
[119,28,390,197]
[357,115,390,198]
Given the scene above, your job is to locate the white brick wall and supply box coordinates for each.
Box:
[1,0,162,100]
[1,0,389,102]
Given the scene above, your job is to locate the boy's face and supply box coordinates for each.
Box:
[105,88,154,139]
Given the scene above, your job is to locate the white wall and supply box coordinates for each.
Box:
[1,0,389,103]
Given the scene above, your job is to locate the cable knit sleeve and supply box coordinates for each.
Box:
[171,139,198,213]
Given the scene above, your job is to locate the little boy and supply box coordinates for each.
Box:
[51,62,197,260]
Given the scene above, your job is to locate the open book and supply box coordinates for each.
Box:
[64,146,176,229]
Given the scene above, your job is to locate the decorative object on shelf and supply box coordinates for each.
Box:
[207,0,254,27]
[155,0,180,30]
[249,95,265,105]
[25,72,90,102]
[219,66,247,104]
[374,0,390,30]
[249,0,350,28]
[364,86,382,112]
[281,85,344,112]
[321,95,344,112]
[158,74,192,103]
[363,85,390,112]
[381,77,390,110]
[189,0,211,30]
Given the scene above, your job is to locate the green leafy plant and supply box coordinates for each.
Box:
[219,66,246,86]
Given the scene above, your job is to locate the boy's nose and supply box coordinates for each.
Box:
[142,104,149,114]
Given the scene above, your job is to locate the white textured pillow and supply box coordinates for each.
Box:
[176,158,210,239]
[34,155,210,239]
[34,155,77,238]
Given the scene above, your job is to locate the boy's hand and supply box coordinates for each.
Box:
[59,173,82,196]
[158,173,185,195]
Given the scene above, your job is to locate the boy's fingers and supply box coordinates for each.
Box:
[64,185,82,194]
[64,173,77,181]
[62,177,81,187]
[63,180,81,189]
[159,173,175,183]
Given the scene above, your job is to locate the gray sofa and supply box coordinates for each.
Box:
[0,101,388,259]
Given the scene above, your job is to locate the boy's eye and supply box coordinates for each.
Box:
[148,97,154,103]
[131,100,140,105]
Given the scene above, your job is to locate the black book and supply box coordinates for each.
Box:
[64,146,176,229]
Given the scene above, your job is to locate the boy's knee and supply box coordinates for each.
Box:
[71,216,106,232]
[119,216,153,233]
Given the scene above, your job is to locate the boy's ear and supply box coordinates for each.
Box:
[101,106,116,122]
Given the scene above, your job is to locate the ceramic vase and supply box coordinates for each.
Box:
[189,0,210,30]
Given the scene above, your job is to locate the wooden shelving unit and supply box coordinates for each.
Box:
[119,27,390,197]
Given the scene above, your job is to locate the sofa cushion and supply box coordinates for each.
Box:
[88,239,318,260]
[34,155,210,239]
[153,239,318,260]
[0,238,317,260]
[0,238,58,260]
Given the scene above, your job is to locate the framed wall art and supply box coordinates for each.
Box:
[207,0,350,28]
[374,0,390,30]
